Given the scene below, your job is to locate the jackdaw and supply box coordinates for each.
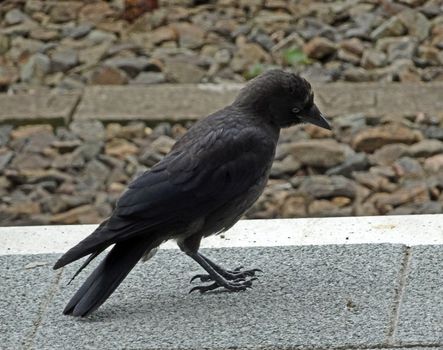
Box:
[53,69,331,317]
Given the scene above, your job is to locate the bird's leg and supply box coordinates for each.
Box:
[187,251,257,293]
[190,253,261,283]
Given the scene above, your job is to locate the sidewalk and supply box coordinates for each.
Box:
[1,215,442,350]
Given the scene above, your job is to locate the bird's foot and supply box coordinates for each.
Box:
[189,277,257,294]
[190,266,262,283]
[186,253,261,293]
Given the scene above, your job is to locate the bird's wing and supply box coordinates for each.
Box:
[54,121,275,268]
[114,122,274,222]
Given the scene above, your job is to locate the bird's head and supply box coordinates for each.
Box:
[234,69,331,130]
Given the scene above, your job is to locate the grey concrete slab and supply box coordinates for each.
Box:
[315,82,376,116]
[73,85,239,123]
[375,83,443,117]
[394,245,443,345]
[0,254,59,350]
[1,83,442,126]
[71,83,443,123]
[0,92,80,125]
[27,245,407,349]
[364,348,441,350]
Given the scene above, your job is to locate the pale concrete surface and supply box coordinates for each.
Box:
[0,92,80,124]
[74,84,238,122]
[1,215,443,255]
[393,245,443,345]
[0,254,59,350]
[2,82,443,125]
[72,82,443,122]
[0,244,442,349]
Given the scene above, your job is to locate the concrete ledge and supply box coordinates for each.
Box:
[72,82,443,122]
[74,84,239,123]
[0,215,442,349]
[0,92,80,125]
[1,82,443,125]
[1,214,442,255]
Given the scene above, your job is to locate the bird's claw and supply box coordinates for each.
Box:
[189,277,257,294]
[228,268,262,277]
[190,267,262,283]
[189,282,219,294]
[190,274,212,283]
[232,266,244,272]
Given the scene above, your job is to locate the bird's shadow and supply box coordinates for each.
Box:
[73,287,246,322]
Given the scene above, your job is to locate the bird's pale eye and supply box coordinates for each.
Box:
[292,107,300,114]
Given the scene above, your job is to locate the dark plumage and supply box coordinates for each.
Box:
[54,69,331,317]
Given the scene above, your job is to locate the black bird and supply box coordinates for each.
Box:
[53,69,331,317]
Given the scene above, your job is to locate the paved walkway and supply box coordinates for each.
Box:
[1,215,442,350]
[1,82,443,125]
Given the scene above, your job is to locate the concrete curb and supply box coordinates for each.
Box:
[0,92,80,125]
[1,247,442,349]
[1,215,442,255]
[1,82,443,125]
[0,215,442,349]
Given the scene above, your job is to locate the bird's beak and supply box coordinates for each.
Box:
[297,104,331,130]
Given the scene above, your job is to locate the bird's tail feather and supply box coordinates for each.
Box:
[67,249,103,285]
[53,220,110,270]
[63,237,156,317]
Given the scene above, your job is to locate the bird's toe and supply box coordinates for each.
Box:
[188,276,257,294]
[189,282,219,294]
[226,267,262,280]
[190,274,212,283]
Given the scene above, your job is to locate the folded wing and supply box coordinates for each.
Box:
[54,119,275,269]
